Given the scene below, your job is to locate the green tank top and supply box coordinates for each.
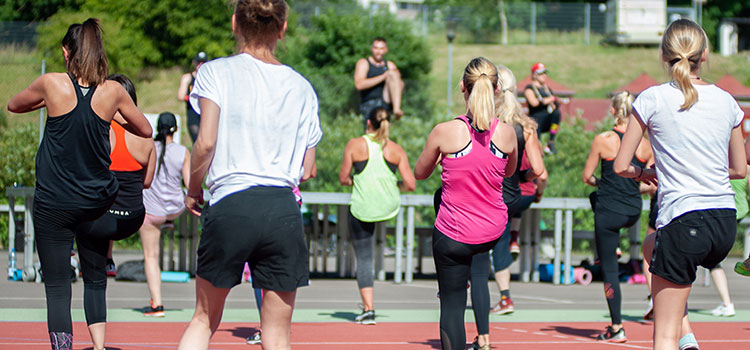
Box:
[350,135,401,222]
[731,176,749,220]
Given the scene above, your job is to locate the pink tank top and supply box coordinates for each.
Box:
[435,116,509,244]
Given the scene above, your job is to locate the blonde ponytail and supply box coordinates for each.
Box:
[661,19,708,111]
[496,64,537,133]
[611,91,634,125]
[463,57,498,131]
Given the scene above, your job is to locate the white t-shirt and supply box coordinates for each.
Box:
[633,82,744,228]
[190,53,323,204]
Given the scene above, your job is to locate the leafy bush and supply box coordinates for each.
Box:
[278,9,434,119]
[0,122,38,248]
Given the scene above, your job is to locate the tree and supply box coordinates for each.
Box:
[0,0,83,21]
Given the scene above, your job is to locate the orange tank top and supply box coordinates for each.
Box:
[109,122,143,171]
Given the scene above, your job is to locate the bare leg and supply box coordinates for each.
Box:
[87,322,106,350]
[359,287,374,311]
[382,70,404,119]
[494,268,510,291]
[260,290,297,350]
[710,267,732,307]
[642,231,655,294]
[139,222,163,306]
[652,274,691,350]
[177,276,230,350]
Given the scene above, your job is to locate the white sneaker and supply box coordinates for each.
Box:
[711,303,735,317]
[643,297,654,320]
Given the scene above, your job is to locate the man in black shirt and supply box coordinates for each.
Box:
[354,37,404,123]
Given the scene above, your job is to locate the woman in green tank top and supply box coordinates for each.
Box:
[339,107,416,325]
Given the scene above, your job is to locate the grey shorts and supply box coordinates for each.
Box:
[197,186,309,291]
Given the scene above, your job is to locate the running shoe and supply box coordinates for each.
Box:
[735,260,750,276]
[679,333,699,350]
[246,330,262,345]
[354,309,376,325]
[105,259,117,277]
[545,142,557,155]
[509,231,520,261]
[490,296,514,315]
[597,326,627,343]
[470,336,491,350]
[643,296,654,320]
[144,300,165,317]
[710,303,735,317]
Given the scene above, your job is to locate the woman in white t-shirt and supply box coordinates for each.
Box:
[177,1,322,349]
[614,19,746,350]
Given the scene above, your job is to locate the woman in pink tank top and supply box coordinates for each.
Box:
[414,57,517,350]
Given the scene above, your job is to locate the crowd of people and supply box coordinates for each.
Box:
[6,0,750,349]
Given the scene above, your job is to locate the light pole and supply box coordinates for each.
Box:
[446,18,457,108]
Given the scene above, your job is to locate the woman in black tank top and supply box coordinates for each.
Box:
[581,91,653,343]
[7,19,151,350]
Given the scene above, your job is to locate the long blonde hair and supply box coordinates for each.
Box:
[611,91,634,125]
[496,64,537,134]
[463,57,498,131]
[661,18,708,111]
[367,107,390,148]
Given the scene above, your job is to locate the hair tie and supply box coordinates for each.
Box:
[669,58,682,66]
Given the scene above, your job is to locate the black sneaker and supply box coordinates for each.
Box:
[144,300,165,317]
[246,330,261,345]
[597,326,627,343]
[354,309,376,325]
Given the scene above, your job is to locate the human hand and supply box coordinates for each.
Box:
[636,166,658,186]
[185,189,204,216]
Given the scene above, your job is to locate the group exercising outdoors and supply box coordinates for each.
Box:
[5,1,750,349]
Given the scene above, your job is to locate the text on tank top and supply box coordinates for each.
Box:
[597,129,646,216]
[360,59,388,103]
[435,115,509,245]
[34,73,117,209]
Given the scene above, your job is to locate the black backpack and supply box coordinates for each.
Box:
[115,260,146,282]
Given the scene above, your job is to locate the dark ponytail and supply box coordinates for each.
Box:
[154,112,178,176]
[62,18,108,87]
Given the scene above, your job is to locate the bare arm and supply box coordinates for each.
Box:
[729,126,747,179]
[339,139,355,186]
[523,131,546,180]
[115,85,152,138]
[396,144,416,192]
[523,88,540,108]
[142,141,157,189]
[414,126,444,180]
[184,98,219,215]
[8,75,46,113]
[354,58,387,91]
[301,147,317,182]
[614,113,654,183]
[177,73,192,102]
[181,148,192,188]
[582,135,602,186]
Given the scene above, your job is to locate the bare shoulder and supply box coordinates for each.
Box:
[494,121,517,138]
[387,60,399,70]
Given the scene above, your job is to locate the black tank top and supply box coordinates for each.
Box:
[525,84,553,117]
[186,75,200,119]
[502,123,526,215]
[360,59,388,103]
[111,170,145,211]
[34,73,118,209]
[596,129,645,216]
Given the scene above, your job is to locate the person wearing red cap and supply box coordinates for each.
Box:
[524,62,561,154]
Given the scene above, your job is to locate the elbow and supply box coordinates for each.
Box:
[612,161,627,177]
[137,124,153,138]
[404,180,416,192]
[730,167,747,180]
[414,169,429,181]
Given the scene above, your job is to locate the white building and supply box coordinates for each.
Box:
[357,0,424,19]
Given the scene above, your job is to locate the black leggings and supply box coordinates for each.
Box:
[349,210,378,289]
[469,252,490,335]
[433,227,498,350]
[76,207,145,325]
[34,201,112,333]
[532,108,561,138]
[594,206,639,325]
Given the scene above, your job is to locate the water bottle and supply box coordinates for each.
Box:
[8,248,16,280]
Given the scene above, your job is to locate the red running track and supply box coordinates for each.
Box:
[1,321,749,349]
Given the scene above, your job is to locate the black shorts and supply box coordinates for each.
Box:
[648,195,658,230]
[649,209,736,285]
[196,186,309,291]
[360,98,391,120]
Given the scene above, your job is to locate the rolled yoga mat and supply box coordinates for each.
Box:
[573,267,592,286]
[161,271,190,283]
